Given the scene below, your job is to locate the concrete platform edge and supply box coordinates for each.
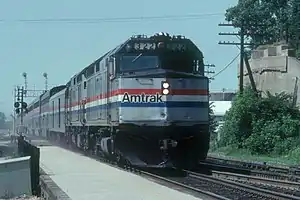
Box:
[40,167,71,200]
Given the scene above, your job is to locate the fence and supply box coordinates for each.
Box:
[17,136,40,196]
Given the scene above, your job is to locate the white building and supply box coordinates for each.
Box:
[211,101,232,134]
[210,90,235,140]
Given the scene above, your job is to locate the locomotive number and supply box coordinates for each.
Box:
[134,43,156,50]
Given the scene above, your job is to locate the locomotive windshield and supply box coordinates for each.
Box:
[160,52,196,73]
[120,54,159,71]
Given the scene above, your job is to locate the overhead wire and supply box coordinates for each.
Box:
[2,12,234,79]
[210,53,240,79]
[0,13,224,24]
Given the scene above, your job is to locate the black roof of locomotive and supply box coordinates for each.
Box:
[67,33,204,86]
[114,34,204,57]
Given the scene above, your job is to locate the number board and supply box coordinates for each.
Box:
[131,42,188,51]
[133,42,156,51]
[166,43,187,51]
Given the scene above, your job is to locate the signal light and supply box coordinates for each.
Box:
[22,102,27,109]
[14,87,27,115]
[14,102,20,108]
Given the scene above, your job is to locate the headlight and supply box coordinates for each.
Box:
[163,89,169,95]
[162,82,169,89]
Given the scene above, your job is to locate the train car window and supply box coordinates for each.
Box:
[96,62,100,72]
[77,84,81,120]
[77,74,82,83]
[84,81,87,89]
[120,55,159,71]
[86,65,95,77]
[58,98,61,128]
[52,101,54,128]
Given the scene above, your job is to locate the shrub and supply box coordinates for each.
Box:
[218,86,300,155]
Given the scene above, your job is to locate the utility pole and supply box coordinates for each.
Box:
[218,22,252,93]
[22,72,28,97]
[204,64,215,80]
[12,87,16,135]
[20,86,24,125]
[14,87,27,134]
[43,72,48,92]
[239,23,245,93]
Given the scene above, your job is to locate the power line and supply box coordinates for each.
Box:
[0,13,224,24]
[210,53,240,79]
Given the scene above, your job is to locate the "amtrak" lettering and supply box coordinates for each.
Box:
[122,92,163,103]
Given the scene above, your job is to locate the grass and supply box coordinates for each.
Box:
[209,145,300,166]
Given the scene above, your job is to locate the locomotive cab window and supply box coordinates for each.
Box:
[120,54,159,71]
[160,52,195,73]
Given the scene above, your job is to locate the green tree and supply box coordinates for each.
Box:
[219,86,300,155]
[209,102,219,150]
[209,102,218,139]
[225,0,300,50]
[0,112,6,129]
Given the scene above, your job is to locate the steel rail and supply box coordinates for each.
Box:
[186,170,300,200]
[212,170,300,188]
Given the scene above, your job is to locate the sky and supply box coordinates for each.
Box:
[0,0,239,117]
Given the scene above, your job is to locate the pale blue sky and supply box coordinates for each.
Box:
[0,0,238,117]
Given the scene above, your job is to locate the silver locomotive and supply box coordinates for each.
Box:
[21,33,210,169]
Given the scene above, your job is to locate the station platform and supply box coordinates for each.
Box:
[36,143,202,200]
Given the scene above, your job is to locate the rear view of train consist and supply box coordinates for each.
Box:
[19,33,210,169]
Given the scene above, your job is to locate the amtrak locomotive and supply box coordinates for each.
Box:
[19,33,210,169]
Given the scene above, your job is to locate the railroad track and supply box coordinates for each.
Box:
[205,155,300,181]
[124,166,300,200]
[200,160,300,182]
[212,170,300,196]
[133,169,229,200]
[251,169,300,182]
[206,155,296,173]
[184,170,300,200]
